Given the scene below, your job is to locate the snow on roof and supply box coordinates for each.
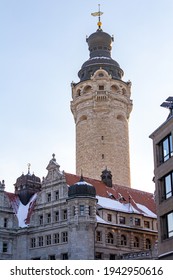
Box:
[16,193,37,228]
[136,203,157,218]
[97,195,156,217]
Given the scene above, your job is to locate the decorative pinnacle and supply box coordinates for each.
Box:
[91,4,103,30]
[27,163,31,174]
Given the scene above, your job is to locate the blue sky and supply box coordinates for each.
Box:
[1,0,173,193]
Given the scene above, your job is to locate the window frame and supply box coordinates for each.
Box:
[158,134,173,164]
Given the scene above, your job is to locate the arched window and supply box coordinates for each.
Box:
[107,232,114,244]
[120,234,127,246]
[146,238,151,250]
[134,236,139,248]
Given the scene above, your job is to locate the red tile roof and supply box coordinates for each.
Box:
[65,173,156,215]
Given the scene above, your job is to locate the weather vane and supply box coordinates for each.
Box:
[91,4,103,30]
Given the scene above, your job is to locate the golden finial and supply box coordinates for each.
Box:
[91,4,103,30]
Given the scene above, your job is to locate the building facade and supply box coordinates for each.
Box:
[0,15,157,260]
[150,98,173,259]
[0,155,157,260]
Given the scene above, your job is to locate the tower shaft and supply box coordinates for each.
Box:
[71,26,133,187]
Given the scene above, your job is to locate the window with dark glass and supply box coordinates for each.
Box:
[49,255,56,260]
[134,236,139,248]
[53,233,59,244]
[47,213,51,223]
[107,213,112,222]
[55,191,59,200]
[47,193,51,202]
[144,221,150,228]
[39,215,43,225]
[119,216,126,224]
[95,252,102,259]
[2,242,8,253]
[31,238,36,248]
[62,232,68,243]
[96,231,102,242]
[4,218,8,228]
[38,236,43,247]
[99,85,104,90]
[146,238,151,249]
[120,235,127,246]
[134,218,141,226]
[62,253,68,260]
[107,232,114,244]
[46,235,51,245]
[158,134,173,164]
[63,209,67,220]
[55,211,59,222]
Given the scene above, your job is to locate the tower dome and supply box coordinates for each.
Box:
[78,29,124,81]
[14,166,41,205]
[68,176,96,198]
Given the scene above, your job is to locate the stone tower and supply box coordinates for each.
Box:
[71,14,132,187]
[67,176,97,259]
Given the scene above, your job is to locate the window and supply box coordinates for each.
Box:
[146,238,151,250]
[134,218,141,226]
[49,255,56,260]
[144,221,150,228]
[46,235,51,245]
[163,172,173,199]
[161,214,171,240]
[107,232,114,244]
[4,218,8,228]
[55,191,59,200]
[62,232,68,243]
[62,209,67,220]
[31,238,36,248]
[2,242,8,253]
[39,215,43,225]
[120,235,127,246]
[96,231,102,242]
[55,211,59,222]
[107,214,112,222]
[119,216,126,224]
[38,236,43,247]
[80,205,85,215]
[167,212,173,238]
[53,233,59,244]
[46,213,51,224]
[62,253,68,260]
[102,154,104,159]
[47,193,51,202]
[158,134,173,163]
[95,252,102,259]
[110,254,116,260]
[99,85,104,90]
[134,236,139,248]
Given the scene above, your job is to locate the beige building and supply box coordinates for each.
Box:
[71,20,132,187]
[150,97,173,259]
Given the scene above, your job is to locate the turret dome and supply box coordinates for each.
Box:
[68,176,96,198]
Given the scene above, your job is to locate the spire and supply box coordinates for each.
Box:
[91,4,103,30]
